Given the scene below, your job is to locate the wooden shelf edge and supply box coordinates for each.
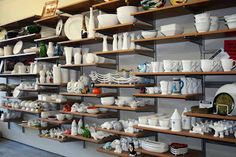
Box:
[95,104,155,112]
[185,112,236,121]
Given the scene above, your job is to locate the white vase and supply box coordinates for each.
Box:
[71,120,78,136]
[130,33,135,49]
[39,70,46,83]
[64,47,73,65]
[74,48,82,65]
[136,35,142,49]
[82,48,89,64]
[88,7,95,38]
[103,36,108,52]
[113,34,118,51]
[118,34,123,50]
[47,42,54,57]
[122,32,128,50]
[69,70,77,82]
[171,109,182,132]
[181,108,191,130]
[61,68,69,83]
[53,65,61,84]
[78,119,83,135]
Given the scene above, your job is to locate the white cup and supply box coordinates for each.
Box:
[160,81,168,95]
[151,62,158,72]
[146,87,154,94]
[182,60,192,72]
[221,59,236,71]
[163,60,173,72]
[201,59,217,72]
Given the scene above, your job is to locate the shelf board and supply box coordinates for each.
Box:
[39,118,72,125]
[60,63,116,70]
[34,35,67,43]
[185,112,236,121]
[97,148,134,157]
[19,123,57,130]
[95,104,155,112]
[133,28,236,45]
[60,111,118,118]
[36,100,65,104]
[0,15,40,30]
[58,37,110,47]
[1,118,23,123]
[133,93,202,100]
[64,134,117,144]
[37,83,66,87]
[34,15,69,27]
[94,83,155,88]
[19,88,57,93]
[136,148,202,157]
[35,56,64,62]
[60,92,117,97]
[0,34,41,47]
[3,96,37,100]
[94,22,153,35]
[0,73,38,77]
[92,0,140,13]
[94,49,154,57]
[133,71,236,76]
[1,106,41,114]
[96,128,153,137]
[0,52,37,60]
[134,125,236,144]
[39,135,75,142]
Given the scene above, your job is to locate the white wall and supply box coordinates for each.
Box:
[0,1,236,157]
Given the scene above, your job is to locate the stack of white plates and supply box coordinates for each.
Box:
[225,14,236,29]
[141,140,169,153]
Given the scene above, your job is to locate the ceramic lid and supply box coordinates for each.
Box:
[171,109,181,120]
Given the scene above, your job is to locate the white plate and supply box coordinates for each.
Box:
[13,41,23,55]
[64,15,89,40]
[56,19,63,36]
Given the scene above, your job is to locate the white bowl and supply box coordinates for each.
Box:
[101,97,115,105]
[227,21,236,29]
[139,116,148,125]
[209,24,219,31]
[117,96,134,103]
[161,28,184,36]
[195,22,210,33]
[225,14,236,21]
[195,17,210,23]
[117,6,137,24]
[159,119,169,127]
[210,16,219,23]
[56,114,65,121]
[148,118,158,126]
[87,108,99,114]
[141,31,157,39]
[97,14,119,27]
[65,114,73,120]
[226,18,236,23]
[194,12,210,19]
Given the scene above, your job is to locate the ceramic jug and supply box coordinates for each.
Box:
[73,48,82,65]
[88,7,95,38]
[130,33,135,49]
[171,109,182,132]
[171,78,184,95]
[180,77,188,95]
[118,34,123,50]
[113,34,118,51]
[103,36,108,52]
[64,47,73,65]
[71,120,78,136]
[47,42,54,57]
[122,32,129,50]
[181,108,191,130]
[53,65,61,84]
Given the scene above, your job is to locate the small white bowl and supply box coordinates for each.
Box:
[195,22,210,33]
[97,14,119,27]
[159,119,170,127]
[87,108,99,114]
[101,97,115,105]
[56,114,65,121]
[141,30,157,39]
[65,114,73,120]
[117,6,138,24]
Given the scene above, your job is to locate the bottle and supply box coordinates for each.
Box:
[47,42,54,57]
[113,34,118,51]
[71,120,78,136]
[122,32,128,50]
[103,36,108,52]
[88,7,95,38]
[130,33,135,49]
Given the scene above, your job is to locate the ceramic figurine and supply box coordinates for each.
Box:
[78,119,83,135]
[113,34,118,51]
[181,107,191,130]
[101,122,113,130]
[209,122,228,138]
[130,33,135,49]
[112,140,122,154]
[39,70,46,83]
[88,7,95,38]
[171,109,182,132]
[128,142,137,156]
[103,36,108,52]
[122,32,129,50]
[47,42,54,57]
[190,123,204,135]
[118,34,123,50]
[71,120,78,136]
[103,142,112,150]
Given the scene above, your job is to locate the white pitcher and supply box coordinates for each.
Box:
[64,47,73,65]
[88,7,95,38]
[47,42,54,57]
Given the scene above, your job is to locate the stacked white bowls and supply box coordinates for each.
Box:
[209,16,219,31]
[117,6,138,24]
[225,14,236,29]
[194,12,211,33]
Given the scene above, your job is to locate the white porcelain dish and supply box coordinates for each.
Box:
[141,30,157,39]
[117,6,137,24]
[160,24,184,36]
[97,14,119,27]
[13,41,23,55]
[101,97,115,105]
[195,22,210,32]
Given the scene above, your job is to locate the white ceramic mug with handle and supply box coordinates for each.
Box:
[201,59,217,72]
[221,59,236,71]
[163,60,173,72]
[160,80,169,95]
[182,60,192,72]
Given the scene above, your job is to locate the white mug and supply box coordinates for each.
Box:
[160,81,168,95]
[221,59,236,71]
[201,59,217,72]
[146,87,154,94]
[182,60,192,72]
[151,62,158,72]
[163,60,173,72]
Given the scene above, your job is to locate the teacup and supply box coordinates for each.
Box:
[201,59,217,72]
[221,59,236,71]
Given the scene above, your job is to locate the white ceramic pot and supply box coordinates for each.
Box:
[53,65,61,84]
[141,30,157,39]
[97,14,119,27]
[101,97,115,105]
[160,81,169,95]
[195,22,210,33]
[47,42,54,57]
[117,6,137,24]
[171,109,182,132]
[73,48,82,65]
[64,47,73,65]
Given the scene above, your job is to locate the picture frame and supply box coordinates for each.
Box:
[41,0,59,18]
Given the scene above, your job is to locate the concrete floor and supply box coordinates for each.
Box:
[0,138,63,157]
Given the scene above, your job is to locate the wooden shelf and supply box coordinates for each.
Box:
[94,22,153,35]
[58,1,96,14]
[19,123,57,130]
[133,93,202,100]
[96,128,153,137]
[0,34,41,47]
[133,125,236,144]
[60,111,118,118]
[35,56,64,62]
[133,28,236,45]
[3,96,37,100]
[60,63,116,70]
[0,52,37,60]
[36,100,65,104]
[34,15,69,27]
[93,0,140,13]
[34,35,67,43]
[1,106,41,114]
[0,73,38,77]
[97,148,133,157]
[39,135,75,142]
[136,148,202,157]
[0,15,40,30]
[39,118,72,125]
[94,83,155,88]
[58,37,111,47]
[19,88,57,93]
[60,92,117,97]
[64,133,117,144]
[185,112,236,121]
[1,118,22,123]
[37,83,66,87]
[94,49,154,57]
[133,71,236,76]
[95,104,155,112]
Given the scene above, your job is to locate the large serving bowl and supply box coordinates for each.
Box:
[97,14,119,27]
[117,6,137,24]
[101,97,115,105]
[141,30,157,39]
[160,24,184,36]
[195,22,210,33]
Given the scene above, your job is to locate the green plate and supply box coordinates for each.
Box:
[213,93,234,115]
